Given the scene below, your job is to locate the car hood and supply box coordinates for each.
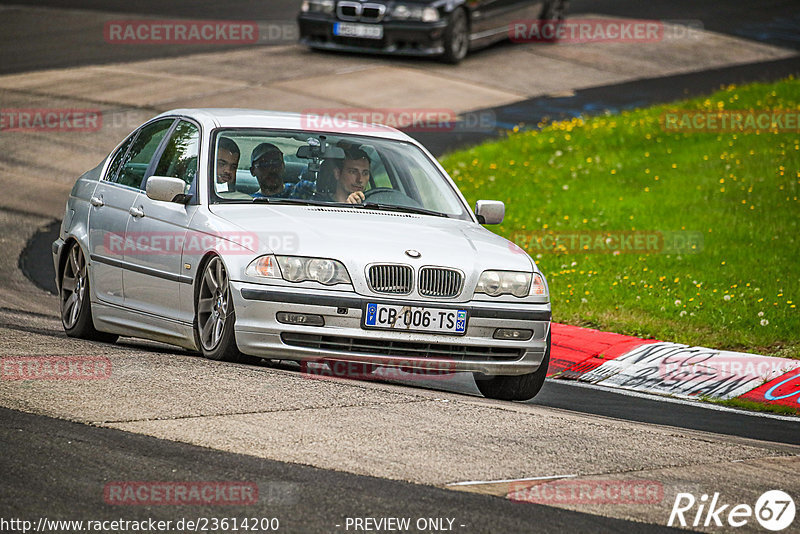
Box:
[208,204,536,277]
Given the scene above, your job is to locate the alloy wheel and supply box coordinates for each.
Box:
[197,256,230,351]
[61,244,87,329]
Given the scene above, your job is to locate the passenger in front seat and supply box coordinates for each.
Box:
[250,142,315,200]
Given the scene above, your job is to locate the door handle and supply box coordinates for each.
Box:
[90,196,104,207]
[129,207,145,218]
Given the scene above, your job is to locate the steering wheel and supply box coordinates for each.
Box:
[363,187,422,208]
[363,187,396,201]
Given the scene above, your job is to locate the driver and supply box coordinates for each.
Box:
[331,147,371,204]
[250,142,314,199]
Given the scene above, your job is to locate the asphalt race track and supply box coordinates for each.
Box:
[2,1,800,532]
[1,406,683,533]
[1,0,799,74]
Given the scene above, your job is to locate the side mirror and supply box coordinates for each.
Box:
[146,176,189,203]
[475,200,505,225]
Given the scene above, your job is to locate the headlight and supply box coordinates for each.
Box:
[301,0,335,14]
[475,271,532,298]
[306,259,337,284]
[421,7,440,22]
[392,4,440,22]
[246,255,351,285]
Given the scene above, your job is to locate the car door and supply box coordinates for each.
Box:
[122,119,200,324]
[507,0,543,25]
[467,0,508,38]
[469,0,540,40]
[86,119,174,305]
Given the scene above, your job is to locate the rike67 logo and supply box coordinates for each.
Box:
[668,490,795,531]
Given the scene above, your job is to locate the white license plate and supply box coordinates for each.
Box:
[334,22,383,39]
[363,303,467,335]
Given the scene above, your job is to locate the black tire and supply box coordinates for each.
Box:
[538,0,568,42]
[474,330,551,401]
[539,0,567,22]
[442,8,469,64]
[59,242,118,343]
[195,255,259,364]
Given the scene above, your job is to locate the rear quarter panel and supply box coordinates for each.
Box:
[57,160,105,287]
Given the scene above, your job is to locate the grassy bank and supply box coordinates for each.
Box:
[442,77,800,358]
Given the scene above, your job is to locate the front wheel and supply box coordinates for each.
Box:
[60,242,118,343]
[539,0,568,21]
[538,0,568,41]
[195,255,257,363]
[474,330,551,401]
[442,8,469,64]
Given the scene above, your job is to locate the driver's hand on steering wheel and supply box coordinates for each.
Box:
[346,191,366,204]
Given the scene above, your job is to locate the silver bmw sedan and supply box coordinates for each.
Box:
[53,109,551,400]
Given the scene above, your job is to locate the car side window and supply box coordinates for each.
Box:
[116,119,174,189]
[104,135,136,183]
[153,120,200,187]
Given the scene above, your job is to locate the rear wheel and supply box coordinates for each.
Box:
[442,8,469,64]
[474,330,551,401]
[195,256,259,364]
[60,242,118,343]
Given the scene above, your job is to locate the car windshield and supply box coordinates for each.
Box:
[209,129,472,220]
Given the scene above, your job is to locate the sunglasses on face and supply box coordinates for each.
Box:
[253,158,283,169]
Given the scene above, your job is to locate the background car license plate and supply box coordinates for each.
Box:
[334,22,383,39]
[364,303,467,335]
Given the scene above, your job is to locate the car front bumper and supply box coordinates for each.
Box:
[231,282,551,376]
[298,14,449,57]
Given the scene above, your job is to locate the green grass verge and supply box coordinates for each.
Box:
[442,77,800,358]
[700,396,799,416]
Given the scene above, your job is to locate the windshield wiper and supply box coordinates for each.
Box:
[251,197,329,206]
[250,197,448,217]
[357,202,448,218]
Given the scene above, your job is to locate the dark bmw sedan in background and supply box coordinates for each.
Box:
[298,0,568,63]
